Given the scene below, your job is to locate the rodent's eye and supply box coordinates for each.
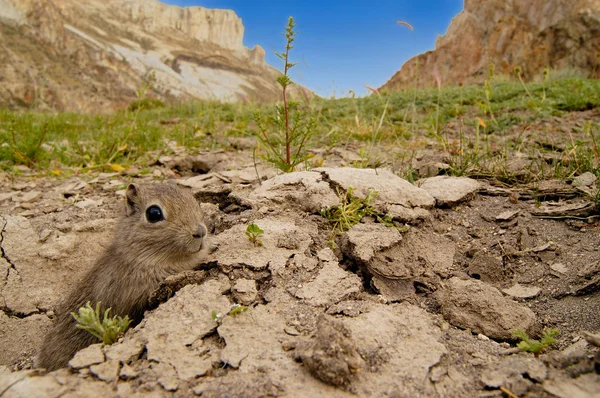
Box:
[145,205,164,223]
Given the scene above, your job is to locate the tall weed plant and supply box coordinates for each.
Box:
[254,17,315,172]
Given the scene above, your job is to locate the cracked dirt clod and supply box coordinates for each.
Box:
[218,305,288,370]
[232,278,258,305]
[572,171,597,187]
[294,249,362,307]
[208,217,316,272]
[68,344,105,369]
[90,359,120,382]
[340,223,403,264]
[436,277,538,340]
[0,257,9,308]
[502,283,541,299]
[103,340,144,363]
[531,201,596,218]
[367,228,455,280]
[341,302,448,395]
[543,373,600,398]
[1,215,111,316]
[317,167,436,210]
[192,373,284,398]
[0,369,69,398]
[0,312,52,366]
[119,363,138,380]
[140,279,231,381]
[296,315,363,387]
[147,270,208,308]
[371,277,415,302]
[19,191,42,203]
[481,355,547,397]
[418,176,481,207]
[341,224,454,302]
[249,171,339,213]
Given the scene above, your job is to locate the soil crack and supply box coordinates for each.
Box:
[317,170,345,197]
[0,216,42,319]
[0,215,19,274]
[0,306,49,319]
[0,215,13,311]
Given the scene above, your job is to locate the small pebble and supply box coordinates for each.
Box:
[21,191,42,203]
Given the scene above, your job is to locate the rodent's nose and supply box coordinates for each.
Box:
[193,223,207,239]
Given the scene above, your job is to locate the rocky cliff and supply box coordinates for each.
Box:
[380,0,600,91]
[0,0,292,112]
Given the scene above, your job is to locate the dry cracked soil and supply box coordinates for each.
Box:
[0,143,599,397]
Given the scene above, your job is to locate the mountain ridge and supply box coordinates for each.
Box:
[0,0,298,112]
[380,0,600,91]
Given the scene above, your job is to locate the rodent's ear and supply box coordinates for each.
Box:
[125,184,140,216]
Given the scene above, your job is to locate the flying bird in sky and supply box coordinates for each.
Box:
[396,20,414,31]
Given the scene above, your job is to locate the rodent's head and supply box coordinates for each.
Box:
[119,183,207,259]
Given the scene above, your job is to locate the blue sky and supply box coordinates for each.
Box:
[162,0,463,97]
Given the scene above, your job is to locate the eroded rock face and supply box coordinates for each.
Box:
[0,0,306,111]
[380,0,600,91]
[122,0,245,51]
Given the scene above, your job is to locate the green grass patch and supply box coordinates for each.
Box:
[0,76,598,185]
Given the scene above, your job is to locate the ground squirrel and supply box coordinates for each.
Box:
[37,183,207,371]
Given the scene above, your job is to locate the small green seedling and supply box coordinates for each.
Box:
[211,305,249,325]
[320,187,404,245]
[513,328,559,356]
[228,304,248,316]
[320,187,379,236]
[72,301,132,345]
[211,309,222,325]
[246,223,264,246]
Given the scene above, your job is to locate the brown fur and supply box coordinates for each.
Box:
[37,183,207,371]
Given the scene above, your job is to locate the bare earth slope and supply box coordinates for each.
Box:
[380,0,600,91]
[0,0,290,112]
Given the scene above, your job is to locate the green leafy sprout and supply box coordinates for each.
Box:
[513,328,559,355]
[211,304,249,325]
[228,304,248,316]
[245,223,265,246]
[72,301,132,345]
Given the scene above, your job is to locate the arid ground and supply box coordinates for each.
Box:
[1,77,600,397]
